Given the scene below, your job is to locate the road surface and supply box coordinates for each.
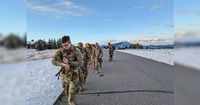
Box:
[54,50,174,105]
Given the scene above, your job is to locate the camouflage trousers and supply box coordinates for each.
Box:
[78,67,88,84]
[78,69,85,91]
[109,53,113,61]
[61,71,79,105]
[91,58,95,70]
[94,58,102,71]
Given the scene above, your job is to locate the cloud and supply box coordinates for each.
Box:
[134,0,164,12]
[153,23,174,28]
[175,9,200,16]
[134,6,145,9]
[175,29,200,40]
[102,33,173,45]
[149,4,162,11]
[175,9,190,15]
[27,0,92,18]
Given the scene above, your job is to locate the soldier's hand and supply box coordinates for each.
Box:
[87,64,90,69]
[63,57,69,63]
[62,63,70,71]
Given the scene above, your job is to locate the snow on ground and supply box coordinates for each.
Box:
[0,48,56,64]
[117,49,174,65]
[0,62,26,105]
[175,47,200,70]
[26,59,62,105]
[27,49,56,61]
[0,59,63,105]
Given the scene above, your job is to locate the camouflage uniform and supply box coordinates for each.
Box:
[83,45,91,81]
[52,45,83,105]
[93,47,103,73]
[77,43,90,90]
[90,45,96,70]
[108,45,114,61]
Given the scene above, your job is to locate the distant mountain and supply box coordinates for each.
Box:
[175,41,200,47]
[100,41,131,49]
[100,41,174,49]
[144,44,174,49]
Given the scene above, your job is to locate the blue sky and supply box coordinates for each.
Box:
[0,0,26,36]
[174,0,200,40]
[27,0,173,44]
[1,0,174,44]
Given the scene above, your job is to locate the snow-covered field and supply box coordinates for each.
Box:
[0,48,56,64]
[0,62,26,105]
[26,59,62,105]
[175,47,200,70]
[0,59,62,105]
[117,48,200,70]
[0,49,62,105]
[117,49,174,65]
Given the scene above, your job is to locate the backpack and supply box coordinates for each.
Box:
[112,45,116,50]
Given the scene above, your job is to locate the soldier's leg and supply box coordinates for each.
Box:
[78,69,85,91]
[83,69,88,84]
[94,59,99,73]
[61,75,70,103]
[97,61,101,72]
[68,81,76,105]
[111,53,113,61]
[109,54,111,61]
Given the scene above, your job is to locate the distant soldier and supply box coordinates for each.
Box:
[52,36,83,105]
[93,43,103,73]
[108,42,115,62]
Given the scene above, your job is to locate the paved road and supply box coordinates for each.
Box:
[54,50,174,105]
[175,63,200,105]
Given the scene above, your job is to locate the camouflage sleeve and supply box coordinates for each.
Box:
[82,49,87,60]
[86,49,91,61]
[69,48,83,68]
[51,49,64,67]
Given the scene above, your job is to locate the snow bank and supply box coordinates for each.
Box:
[0,48,56,64]
[26,59,62,105]
[175,47,200,70]
[0,59,63,105]
[0,62,26,105]
[117,49,174,65]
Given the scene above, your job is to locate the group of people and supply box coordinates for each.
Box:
[51,35,115,105]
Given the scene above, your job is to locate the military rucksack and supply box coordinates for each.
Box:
[112,45,116,50]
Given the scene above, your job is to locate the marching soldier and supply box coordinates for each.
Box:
[52,36,83,105]
[108,42,114,62]
[77,42,90,91]
[93,43,103,73]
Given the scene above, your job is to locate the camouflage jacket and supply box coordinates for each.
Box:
[93,48,103,58]
[52,45,83,72]
[77,47,90,67]
[108,45,114,54]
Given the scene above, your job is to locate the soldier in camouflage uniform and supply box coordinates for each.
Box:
[77,42,90,91]
[52,36,83,105]
[108,42,114,62]
[90,44,96,70]
[83,43,92,82]
[93,43,103,73]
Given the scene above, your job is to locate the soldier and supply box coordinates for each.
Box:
[77,42,90,91]
[52,36,83,105]
[90,44,96,70]
[93,43,103,73]
[84,43,92,80]
[108,42,114,62]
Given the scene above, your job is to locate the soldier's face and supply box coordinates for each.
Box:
[62,41,71,50]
